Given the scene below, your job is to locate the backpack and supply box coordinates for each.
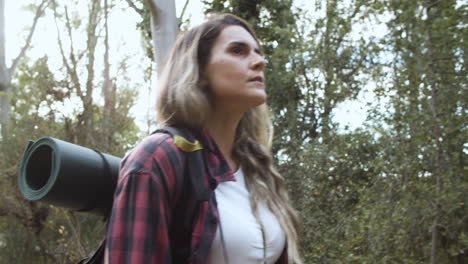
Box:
[79,126,212,264]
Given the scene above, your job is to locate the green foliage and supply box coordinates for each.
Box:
[133,0,154,60]
[345,0,467,263]
[293,130,381,263]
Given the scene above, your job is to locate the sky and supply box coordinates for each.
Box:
[6,0,372,132]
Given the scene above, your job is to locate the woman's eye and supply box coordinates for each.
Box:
[231,46,246,55]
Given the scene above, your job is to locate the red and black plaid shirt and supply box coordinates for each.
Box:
[105,130,288,264]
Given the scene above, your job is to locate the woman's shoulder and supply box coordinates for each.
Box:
[120,132,184,176]
[137,132,178,154]
[113,132,189,213]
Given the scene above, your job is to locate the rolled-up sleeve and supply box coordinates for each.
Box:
[105,134,184,264]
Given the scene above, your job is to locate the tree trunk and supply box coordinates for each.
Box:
[320,0,336,141]
[426,1,445,263]
[0,0,9,139]
[145,0,178,73]
[82,0,101,145]
[102,0,113,150]
[0,0,48,139]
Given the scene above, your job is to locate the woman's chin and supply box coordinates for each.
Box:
[215,90,267,110]
[245,91,267,107]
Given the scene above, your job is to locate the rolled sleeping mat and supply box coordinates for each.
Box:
[18,137,121,217]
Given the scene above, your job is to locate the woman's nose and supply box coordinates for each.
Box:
[250,54,266,71]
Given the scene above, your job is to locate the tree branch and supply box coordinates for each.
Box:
[179,0,190,26]
[52,0,82,99]
[9,0,50,76]
[64,6,79,74]
[125,0,144,15]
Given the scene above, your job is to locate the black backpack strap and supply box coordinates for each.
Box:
[152,126,210,201]
[153,126,214,263]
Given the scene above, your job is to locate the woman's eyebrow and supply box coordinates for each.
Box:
[228,41,262,54]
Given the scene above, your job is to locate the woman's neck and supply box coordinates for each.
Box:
[205,107,244,172]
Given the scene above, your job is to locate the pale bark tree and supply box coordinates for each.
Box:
[83,0,101,145]
[145,0,177,73]
[125,0,178,73]
[102,0,115,149]
[123,0,178,133]
[0,0,50,139]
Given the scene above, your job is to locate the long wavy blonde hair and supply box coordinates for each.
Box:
[156,14,302,264]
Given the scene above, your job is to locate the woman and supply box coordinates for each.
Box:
[105,14,302,264]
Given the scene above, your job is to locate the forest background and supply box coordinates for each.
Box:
[0,0,466,263]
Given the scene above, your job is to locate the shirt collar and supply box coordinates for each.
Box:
[198,129,236,183]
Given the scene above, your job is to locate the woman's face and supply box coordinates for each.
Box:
[205,25,267,111]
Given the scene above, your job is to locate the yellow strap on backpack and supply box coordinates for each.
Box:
[173,135,203,152]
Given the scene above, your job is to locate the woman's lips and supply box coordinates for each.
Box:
[249,76,264,83]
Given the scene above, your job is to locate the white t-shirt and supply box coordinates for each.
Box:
[208,168,286,264]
